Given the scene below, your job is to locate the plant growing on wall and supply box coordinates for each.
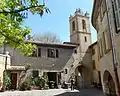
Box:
[18,63,32,90]
[3,70,11,90]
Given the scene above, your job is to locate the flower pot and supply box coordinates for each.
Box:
[58,85,61,89]
[31,86,40,90]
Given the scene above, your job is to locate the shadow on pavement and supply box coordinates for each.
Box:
[54,88,104,96]
[54,92,80,96]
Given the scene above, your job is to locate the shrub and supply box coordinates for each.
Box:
[24,63,31,70]
[18,70,33,91]
[19,75,33,91]
[34,77,40,86]
[3,70,11,90]
[39,77,45,88]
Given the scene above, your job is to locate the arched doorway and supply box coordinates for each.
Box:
[103,70,116,95]
[75,65,90,89]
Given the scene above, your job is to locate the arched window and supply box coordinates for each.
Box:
[82,20,86,29]
[84,36,87,42]
[72,21,75,31]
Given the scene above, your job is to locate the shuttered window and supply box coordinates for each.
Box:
[103,29,111,54]
[92,60,96,69]
[72,21,75,31]
[100,0,107,21]
[38,48,41,57]
[99,39,104,58]
[56,49,59,58]
[114,0,120,32]
[47,48,59,58]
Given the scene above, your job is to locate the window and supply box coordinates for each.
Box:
[99,39,104,58]
[84,36,87,42]
[82,20,86,29]
[32,70,39,78]
[30,47,41,57]
[103,32,106,53]
[38,48,41,57]
[48,49,55,58]
[74,49,77,53]
[118,0,120,8]
[65,69,67,74]
[113,0,120,32]
[72,21,75,31]
[47,48,59,58]
[103,30,111,53]
[92,60,96,69]
[100,0,107,21]
[102,0,107,16]
[56,49,59,58]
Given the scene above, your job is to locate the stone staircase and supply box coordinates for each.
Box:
[62,53,82,83]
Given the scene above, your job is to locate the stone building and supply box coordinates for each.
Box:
[89,41,101,86]
[0,8,100,90]
[0,43,76,89]
[62,9,94,89]
[92,0,120,95]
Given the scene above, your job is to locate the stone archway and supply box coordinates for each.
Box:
[75,65,90,89]
[103,70,116,95]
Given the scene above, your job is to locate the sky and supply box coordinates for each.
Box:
[24,0,97,43]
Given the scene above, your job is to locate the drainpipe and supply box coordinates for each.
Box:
[105,0,120,95]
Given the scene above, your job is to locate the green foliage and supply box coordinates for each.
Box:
[31,76,45,88]
[39,77,46,88]
[0,0,49,56]
[3,70,11,90]
[19,75,46,90]
[24,63,31,70]
[34,77,41,86]
[19,72,33,91]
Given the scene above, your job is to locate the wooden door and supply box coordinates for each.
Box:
[11,73,17,89]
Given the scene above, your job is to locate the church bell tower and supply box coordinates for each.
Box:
[69,8,92,53]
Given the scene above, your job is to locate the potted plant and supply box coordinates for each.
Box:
[58,83,61,89]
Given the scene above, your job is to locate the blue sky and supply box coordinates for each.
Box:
[24,0,97,43]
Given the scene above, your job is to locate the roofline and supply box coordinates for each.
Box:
[91,0,102,30]
[63,42,79,45]
[26,40,77,48]
[91,0,96,29]
[89,41,97,48]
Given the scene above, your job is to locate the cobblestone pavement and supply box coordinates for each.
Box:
[0,88,104,96]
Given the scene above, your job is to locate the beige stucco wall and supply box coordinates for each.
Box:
[92,0,120,94]
[91,43,101,84]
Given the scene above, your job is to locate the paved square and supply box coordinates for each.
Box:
[0,88,104,96]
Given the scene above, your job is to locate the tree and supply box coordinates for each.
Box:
[0,0,50,56]
[33,32,62,44]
